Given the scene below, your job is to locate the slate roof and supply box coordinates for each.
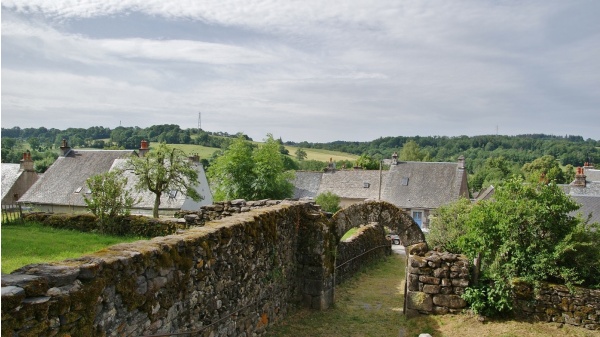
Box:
[1,164,22,201]
[293,161,468,209]
[382,162,467,209]
[19,150,135,207]
[318,170,387,200]
[569,195,600,225]
[294,171,323,199]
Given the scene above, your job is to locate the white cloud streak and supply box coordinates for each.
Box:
[2,0,599,141]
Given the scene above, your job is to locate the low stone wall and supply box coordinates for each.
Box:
[1,201,335,337]
[334,223,391,285]
[405,250,470,315]
[513,281,600,330]
[177,199,287,226]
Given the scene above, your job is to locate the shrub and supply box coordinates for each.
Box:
[315,191,341,213]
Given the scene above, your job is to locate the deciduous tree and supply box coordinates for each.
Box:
[128,143,201,218]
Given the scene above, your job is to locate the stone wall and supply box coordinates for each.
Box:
[513,281,600,330]
[405,250,470,316]
[334,223,391,285]
[1,201,336,337]
[177,199,286,227]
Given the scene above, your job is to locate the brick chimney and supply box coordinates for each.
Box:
[20,151,34,171]
[59,139,72,157]
[139,140,149,157]
[392,152,398,165]
[572,167,586,187]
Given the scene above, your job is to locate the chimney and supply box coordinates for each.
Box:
[139,140,149,157]
[20,151,34,171]
[573,167,587,187]
[188,153,200,163]
[392,152,398,165]
[457,155,465,169]
[324,157,336,173]
[60,139,72,157]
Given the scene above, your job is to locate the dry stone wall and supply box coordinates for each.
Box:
[1,201,336,337]
[335,223,391,285]
[513,281,600,330]
[405,250,470,316]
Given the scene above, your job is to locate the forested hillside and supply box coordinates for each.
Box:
[2,125,598,192]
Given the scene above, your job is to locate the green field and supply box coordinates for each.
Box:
[1,222,145,274]
[166,143,357,162]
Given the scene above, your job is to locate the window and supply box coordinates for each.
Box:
[401,177,409,186]
[412,211,423,228]
[74,187,83,193]
[363,182,370,188]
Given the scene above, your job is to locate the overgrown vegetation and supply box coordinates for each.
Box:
[208,134,294,201]
[315,191,342,213]
[428,177,600,316]
[1,222,144,274]
[84,170,138,227]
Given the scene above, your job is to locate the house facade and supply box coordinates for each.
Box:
[294,156,469,230]
[18,140,213,216]
[1,152,39,205]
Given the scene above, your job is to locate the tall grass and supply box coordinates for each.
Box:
[1,222,145,274]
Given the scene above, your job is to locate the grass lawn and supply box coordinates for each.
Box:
[265,254,599,337]
[1,222,145,274]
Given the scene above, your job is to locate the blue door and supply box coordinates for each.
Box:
[413,211,423,228]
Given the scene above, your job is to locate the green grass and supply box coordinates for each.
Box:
[165,144,223,159]
[265,254,597,337]
[266,254,406,337]
[1,222,145,274]
[340,228,359,241]
[168,143,357,163]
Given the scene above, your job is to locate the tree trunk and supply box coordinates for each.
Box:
[153,193,161,218]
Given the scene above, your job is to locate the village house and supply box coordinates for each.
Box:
[562,163,600,225]
[1,152,39,205]
[17,140,212,216]
[294,154,469,230]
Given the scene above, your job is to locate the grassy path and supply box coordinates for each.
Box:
[265,254,600,337]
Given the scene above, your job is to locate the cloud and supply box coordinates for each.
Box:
[2,1,600,142]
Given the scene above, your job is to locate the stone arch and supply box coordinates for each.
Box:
[330,200,427,250]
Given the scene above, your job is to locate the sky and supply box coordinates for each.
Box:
[1,1,599,143]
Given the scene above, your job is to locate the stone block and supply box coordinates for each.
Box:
[423,285,440,294]
[406,291,433,312]
[408,274,420,292]
[418,276,440,285]
[433,294,466,309]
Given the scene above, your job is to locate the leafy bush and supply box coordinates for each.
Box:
[462,279,513,317]
[315,191,341,213]
[427,198,472,253]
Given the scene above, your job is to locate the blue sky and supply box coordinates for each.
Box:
[2,0,599,142]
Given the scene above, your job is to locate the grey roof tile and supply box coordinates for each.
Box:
[1,164,22,200]
[19,150,135,207]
